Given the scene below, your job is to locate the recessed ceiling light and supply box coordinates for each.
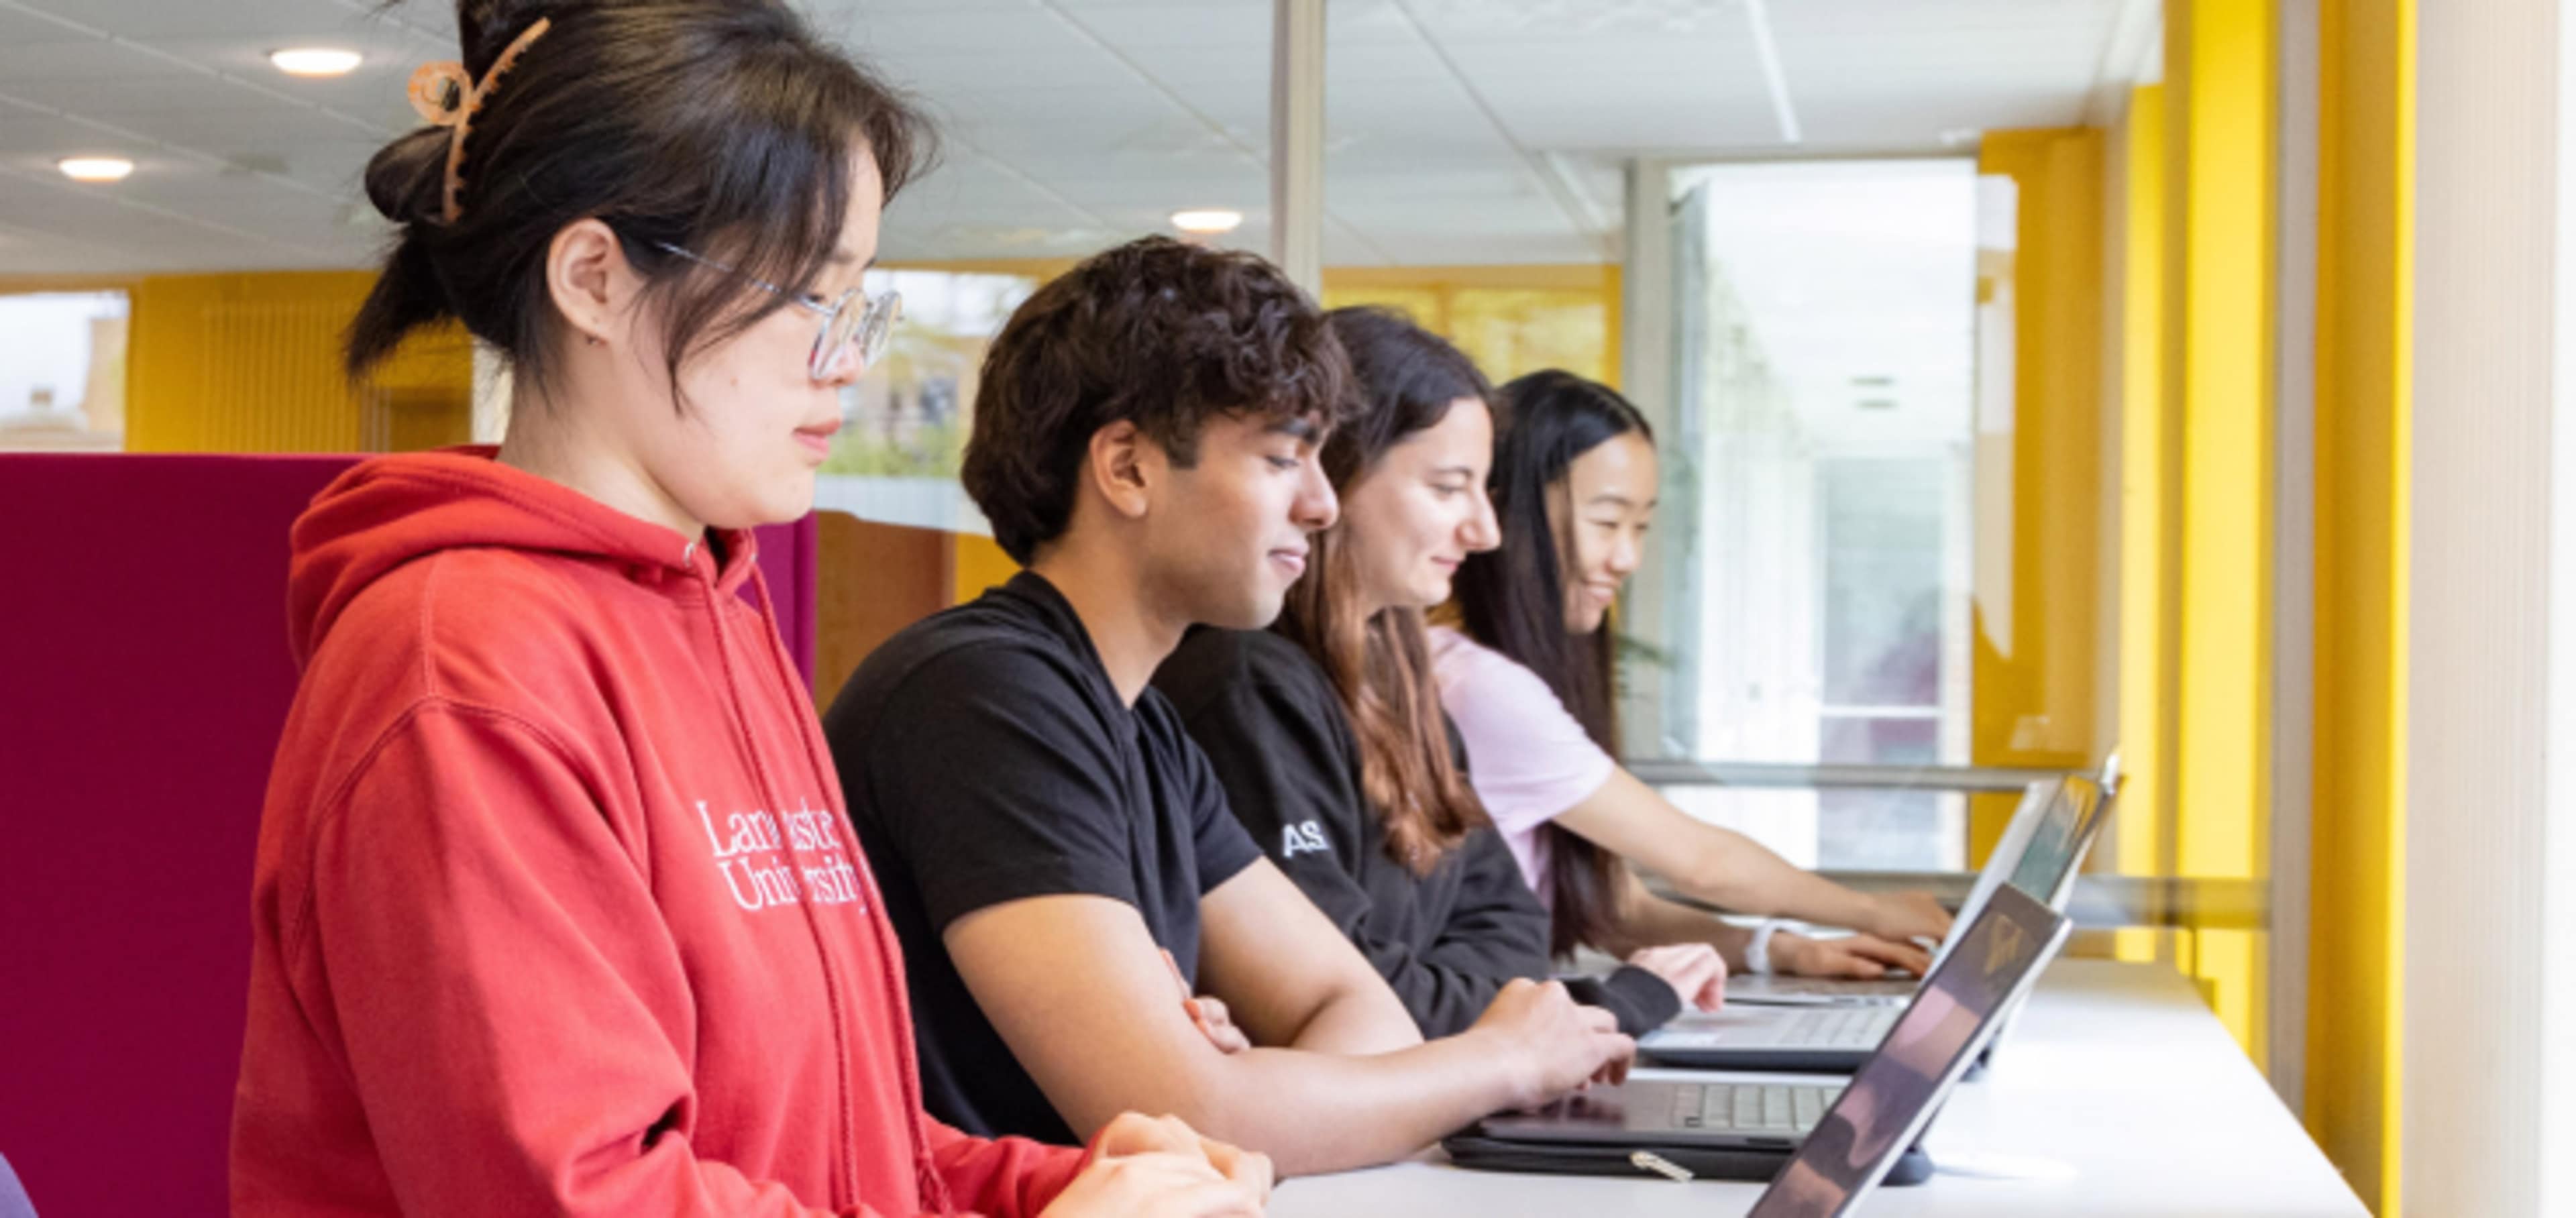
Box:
[58,157,135,183]
[1171,209,1244,235]
[270,47,363,78]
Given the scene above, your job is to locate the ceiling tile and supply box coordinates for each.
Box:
[888,49,1139,93]
[15,0,370,42]
[0,0,2133,273]
[1047,3,1271,50]
[836,8,1095,56]
[0,38,195,83]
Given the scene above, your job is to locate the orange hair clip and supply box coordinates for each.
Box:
[405,17,551,224]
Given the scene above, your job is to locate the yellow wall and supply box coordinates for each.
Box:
[2308,0,2412,1210]
[2115,85,2180,965]
[1970,130,2108,866]
[2166,0,2277,1062]
[125,272,470,453]
[953,531,1020,606]
[1323,264,1623,389]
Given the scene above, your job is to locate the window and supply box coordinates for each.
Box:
[0,292,128,453]
[1640,161,1986,872]
[812,268,1038,534]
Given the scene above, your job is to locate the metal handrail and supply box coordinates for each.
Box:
[1643,871,2269,932]
[1625,759,2080,793]
[1625,758,2263,930]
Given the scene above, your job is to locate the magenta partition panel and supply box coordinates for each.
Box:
[754,512,819,683]
[0,453,358,1215]
[0,453,816,1213]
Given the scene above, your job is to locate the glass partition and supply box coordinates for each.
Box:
[1638,160,1982,872]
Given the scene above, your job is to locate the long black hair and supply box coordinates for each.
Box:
[348,0,934,405]
[1277,307,1493,871]
[1452,369,1654,954]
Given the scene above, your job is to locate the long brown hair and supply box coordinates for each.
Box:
[1453,370,1654,954]
[1276,308,1491,872]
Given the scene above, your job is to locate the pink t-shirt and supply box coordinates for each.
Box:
[1427,625,1618,905]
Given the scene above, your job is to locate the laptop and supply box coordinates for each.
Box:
[1737,887,2073,1212]
[1446,884,2072,1187]
[1637,771,2111,1071]
[1721,777,2060,1008]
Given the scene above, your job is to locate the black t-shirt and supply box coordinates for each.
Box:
[823,572,1267,1144]
[1151,627,1678,1038]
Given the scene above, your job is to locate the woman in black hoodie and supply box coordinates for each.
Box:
[1153,308,1723,1038]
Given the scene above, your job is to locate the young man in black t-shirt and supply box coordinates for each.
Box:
[824,237,1633,1176]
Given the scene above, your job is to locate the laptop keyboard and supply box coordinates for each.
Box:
[1737,975,1913,1000]
[1779,1007,1899,1048]
[1646,1006,1899,1052]
[1668,1082,1838,1133]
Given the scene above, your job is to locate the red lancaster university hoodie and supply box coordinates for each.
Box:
[231,450,1085,1216]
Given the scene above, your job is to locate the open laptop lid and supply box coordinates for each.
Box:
[2004,772,2116,909]
[1724,779,2057,1005]
[1745,885,2073,1218]
[1968,769,2116,1064]
[1921,778,2060,974]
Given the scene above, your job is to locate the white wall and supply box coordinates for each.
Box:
[2406,0,2576,1211]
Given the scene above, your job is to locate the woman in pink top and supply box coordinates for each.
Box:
[1435,370,1952,975]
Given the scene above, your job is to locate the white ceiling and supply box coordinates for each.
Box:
[0,0,2143,276]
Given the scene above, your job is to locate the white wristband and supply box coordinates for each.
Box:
[1746,922,1782,976]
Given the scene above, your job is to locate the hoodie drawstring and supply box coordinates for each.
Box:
[700,573,891,1211]
[746,573,957,1215]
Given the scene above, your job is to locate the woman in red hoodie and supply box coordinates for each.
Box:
[231,3,1267,1215]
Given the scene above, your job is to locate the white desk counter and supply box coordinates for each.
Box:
[1271,960,2365,1217]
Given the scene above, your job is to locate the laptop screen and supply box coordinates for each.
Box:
[1926,779,2057,973]
[2004,776,2105,902]
[1746,885,2070,1218]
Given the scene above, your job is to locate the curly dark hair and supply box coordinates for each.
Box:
[963,236,1352,564]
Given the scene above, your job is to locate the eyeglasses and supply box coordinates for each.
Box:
[651,241,901,380]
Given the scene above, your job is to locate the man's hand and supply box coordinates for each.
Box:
[1467,978,1636,1108]
[1165,950,1250,1054]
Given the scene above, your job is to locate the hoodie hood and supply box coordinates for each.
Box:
[287,447,759,667]
[237,447,1089,1214]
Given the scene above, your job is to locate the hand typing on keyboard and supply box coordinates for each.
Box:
[1775,930,1932,979]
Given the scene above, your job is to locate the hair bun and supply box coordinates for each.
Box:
[361,126,451,226]
[348,0,930,384]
